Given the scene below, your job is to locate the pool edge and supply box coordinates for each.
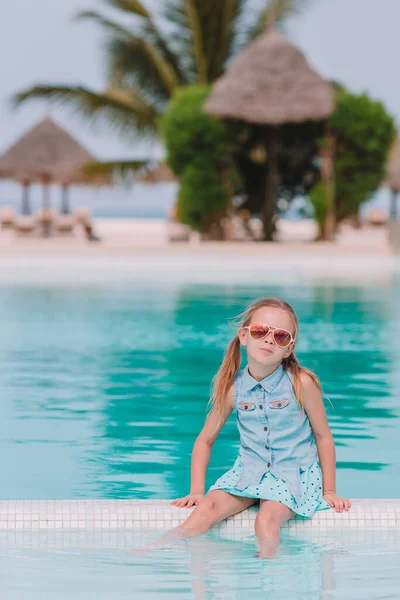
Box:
[1,499,398,530]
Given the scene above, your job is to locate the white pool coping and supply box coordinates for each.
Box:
[1,500,399,530]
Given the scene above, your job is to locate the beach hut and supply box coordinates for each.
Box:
[204,29,335,240]
[385,137,400,219]
[0,116,109,216]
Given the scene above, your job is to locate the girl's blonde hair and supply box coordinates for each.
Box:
[208,297,323,426]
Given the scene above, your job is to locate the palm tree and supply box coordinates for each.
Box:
[14,0,312,162]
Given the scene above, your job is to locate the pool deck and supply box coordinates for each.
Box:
[0,500,399,530]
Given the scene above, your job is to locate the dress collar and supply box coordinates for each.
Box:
[243,363,285,393]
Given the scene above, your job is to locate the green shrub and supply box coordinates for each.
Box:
[329,86,396,221]
[162,85,240,234]
[177,158,229,232]
[162,85,238,175]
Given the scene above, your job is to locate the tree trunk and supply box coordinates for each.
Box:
[61,184,70,214]
[319,130,336,241]
[263,128,278,241]
[390,190,398,219]
[42,182,50,210]
[41,175,52,237]
[22,182,31,215]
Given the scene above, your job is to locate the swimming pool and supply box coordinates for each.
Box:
[1,274,399,501]
[1,529,400,599]
[1,262,400,598]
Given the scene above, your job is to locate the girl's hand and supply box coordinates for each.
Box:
[170,493,204,508]
[323,491,351,512]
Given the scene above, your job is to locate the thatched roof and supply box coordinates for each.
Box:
[204,29,335,125]
[139,161,177,184]
[0,116,108,185]
[385,137,400,192]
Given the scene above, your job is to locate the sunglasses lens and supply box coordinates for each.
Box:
[274,330,291,347]
[249,323,269,339]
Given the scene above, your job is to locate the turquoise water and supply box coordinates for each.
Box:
[1,530,400,599]
[1,279,400,500]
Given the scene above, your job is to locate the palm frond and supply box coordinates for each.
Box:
[164,0,248,82]
[140,22,188,85]
[210,0,248,79]
[164,1,204,82]
[183,0,208,83]
[104,0,150,18]
[76,10,181,98]
[245,0,313,43]
[82,159,148,177]
[13,85,159,138]
[164,0,249,82]
[75,10,134,39]
[80,5,187,90]
[107,35,179,99]
[83,159,176,185]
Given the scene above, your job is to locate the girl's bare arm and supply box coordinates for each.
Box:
[301,373,351,512]
[171,385,234,507]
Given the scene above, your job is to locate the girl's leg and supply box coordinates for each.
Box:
[254,499,295,559]
[180,489,256,535]
[131,490,256,554]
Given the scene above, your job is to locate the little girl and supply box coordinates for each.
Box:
[170,297,351,557]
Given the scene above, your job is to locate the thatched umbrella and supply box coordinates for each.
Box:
[0,116,109,216]
[204,29,335,240]
[385,137,400,218]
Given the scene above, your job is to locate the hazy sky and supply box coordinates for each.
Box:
[1,0,398,161]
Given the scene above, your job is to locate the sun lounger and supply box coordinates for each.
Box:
[0,206,17,228]
[15,216,37,236]
[167,220,191,242]
[73,207,91,224]
[55,214,75,234]
[36,208,56,237]
[366,209,388,227]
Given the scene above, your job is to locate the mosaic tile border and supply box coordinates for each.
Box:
[0,499,399,530]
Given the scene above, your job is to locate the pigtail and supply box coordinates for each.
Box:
[208,335,241,427]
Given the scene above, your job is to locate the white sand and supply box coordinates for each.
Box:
[0,217,392,256]
[0,218,397,287]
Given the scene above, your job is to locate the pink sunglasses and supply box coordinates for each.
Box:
[243,322,295,348]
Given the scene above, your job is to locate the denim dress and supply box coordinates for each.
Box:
[208,364,330,517]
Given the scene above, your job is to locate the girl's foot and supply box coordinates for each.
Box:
[255,536,280,559]
[128,525,193,556]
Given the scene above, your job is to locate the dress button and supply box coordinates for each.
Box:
[259,404,263,410]
[257,384,262,389]
[267,462,271,468]
[264,426,268,431]
[265,445,269,450]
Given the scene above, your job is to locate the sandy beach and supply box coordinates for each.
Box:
[0,217,392,257]
[0,217,397,288]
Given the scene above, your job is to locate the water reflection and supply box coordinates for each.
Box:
[0,278,399,500]
[1,529,400,598]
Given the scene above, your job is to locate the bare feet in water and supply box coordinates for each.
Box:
[255,536,280,559]
[128,525,194,556]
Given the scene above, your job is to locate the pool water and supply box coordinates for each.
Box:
[1,278,400,501]
[1,529,400,599]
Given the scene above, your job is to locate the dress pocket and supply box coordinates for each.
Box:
[268,397,290,409]
[238,401,255,411]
